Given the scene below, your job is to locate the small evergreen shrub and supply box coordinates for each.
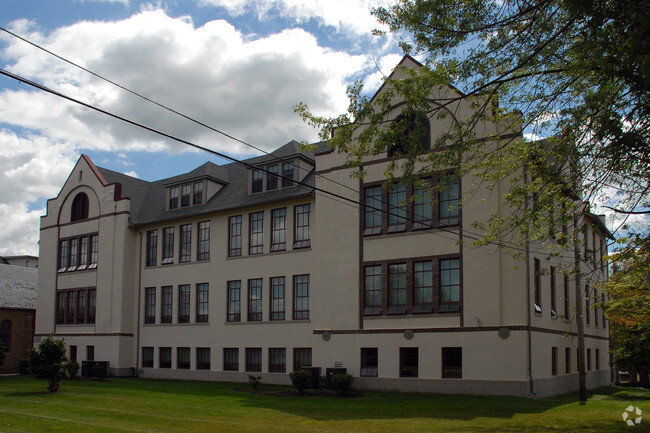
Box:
[289,370,311,394]
[331,373,353,395]
[248,375,262,391]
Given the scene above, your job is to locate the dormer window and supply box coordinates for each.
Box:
[252,170,263,193]
[168,180,206,210]
[181,184,191,207]
[282,162,294,187]
[193,181,203,205]
[267,165,279,190]
[250,160,300,194]
[169,186,179,209]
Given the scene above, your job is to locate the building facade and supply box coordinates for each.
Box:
[36,56,611,397]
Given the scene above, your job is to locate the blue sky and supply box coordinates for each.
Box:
[0,0,402,255]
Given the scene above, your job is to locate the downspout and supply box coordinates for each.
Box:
[129,218,143,377]
[524,163,536,397]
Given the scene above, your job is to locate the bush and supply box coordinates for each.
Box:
[64,361,80,378]
[0,342,5,367]
[331,373,353,395]
[29,335,72,392]
[289,370,311,394]
[248,375,262,391]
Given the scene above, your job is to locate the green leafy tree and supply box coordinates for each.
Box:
[602,234,650,385]
[29,335,74,392]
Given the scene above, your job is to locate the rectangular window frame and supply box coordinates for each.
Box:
[227,281,241,322]
[178,284,190,323]
[293,274,310,320]
[161,285,173,323]
[197,221,210,261]
[196,283,209,323]
[180,224,192,263]
[144,287,156,324]
[271,208,287,252]
[248,279,263,321]
[249,212,264,255]
[162,227,174,265]
[223,348,239,371]
[228,215,243,257]
[361,347,378,377]
[442,347,462,379]
[293,204,311,249]
[270,277,285,321]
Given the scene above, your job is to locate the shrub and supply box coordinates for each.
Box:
[0,342,5,367]
[289,370,311,394]
[29,335,72,392]
[331,373,353,395]
[248,375,262,391]
[64,361,80,378]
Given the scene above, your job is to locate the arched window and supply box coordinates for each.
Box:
[71,193,89,221]
[0,319,11,353]
[388,111,431,157]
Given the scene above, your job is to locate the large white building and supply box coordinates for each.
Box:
[36,56,611,397]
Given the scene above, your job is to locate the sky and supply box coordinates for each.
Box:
[0,0,403,256]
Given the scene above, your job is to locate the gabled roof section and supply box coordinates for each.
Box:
[0,264,37,310]
[246,140,315,167]
[584,211,615,240]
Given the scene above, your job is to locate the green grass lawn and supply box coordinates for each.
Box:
[0,376,648,432]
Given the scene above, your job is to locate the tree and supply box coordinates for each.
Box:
[29,335,74,393]
[602,233,650,385]
[295,0,646,402]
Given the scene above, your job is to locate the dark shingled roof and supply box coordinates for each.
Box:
[96,140,316,226]
[0,264,37,310]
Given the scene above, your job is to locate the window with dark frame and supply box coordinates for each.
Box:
[413,261,433,313]
[196,347,211,370]
[585,285,590,325]
[267,164,279,190]
[270,277,285,320]
[601,293,606,329]
[144,287,156,324]
[223,348,239,371]
[594,288,599,327]
[142,347,154,368]
[399,347,418,377]
[228,215,242,257]
[58,234,99,273]
[534,258,542,313]
[177,347,190,369]
[439,177,460,226]
[293,348,312,371]
[282,162,294,187]
[227,281,241,322]
[361,348,378,377]
[181,184,191,207]
[56,288,96,325]
[193,181,203,205]
[564,274,570,318]
[271,208,287,252]
[387,184,407,232]
[245,348,262,372]
[68,238,79,271]
[248,279,263,321]
[440,258,460,311]
[388,112,431,157]
[178,284,190,323]
[169,186,179,209]
[59,239,69,271]
[252,169,263,193]
[268,348,286,373]
[565,347,571,374]
[364,265,382,316]
[0,320,11,354]
[180,224,192,263]
[71,192,89,221]
[413,180,433,228]
[69,345,77,362]
[596,348,600,370]
[293,275,310,320]
[79,236,89,269]
[550,266,557,317]
[162,227,174,264]
[442,347,462,378]
[89,234,98,269]
[198,221,210,260]
[551,347,558,376]
[249,212,264,254]
[196,283,209,323]
[86,345,95,361]
[388,263,407,314]
[293,204,311,249]
[587,348,592,370]
[364,186,382,236]
[161,286,172,323]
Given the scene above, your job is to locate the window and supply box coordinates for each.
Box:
[294,204,311,248]
[413,180,433,229]
[89,234,98,269]
[246,348,262,372]
[267,164,279,190]
[70,345,77,362]
[388,263,407,314]
[585,285,590,325]
[71,192,89,221]
[364,265,382,316]
[198,221,210,261]
[442,347,462,378]
[388,112,431,156]
[293,275,310,320]
[196,347,211,370]
[59,239,69,271]
[439,177,460,226]
[551,347,558,376]
[594,288,599,327]
[596,348,600,370]
[196,283,209,323]
[162,227,174,264]
[602,293,607,329]
[193,181,203,205]
[249,212,264,254]
[361,348,378,377]
[282,162,294,187]
[144,287,156,324]
[178,284,190,323]
[248,279,263,321]
[0,320,11,354]
[169,186,179,209]
[177,347,190,369]
[388,184,407,232]
[293,348,312,371]
[564,274,570,318]
[270,277,285,320]
[56,288,96,324]
[69,238,79,270]
[440,258,460,311]
[180,224,191,262]
[400,347,418,377]
[413,261,433,313]
[534,258,542,313]
[223,348,239,371]
[228,215,242,257]
[159,347,172,368]
[271,208,287,252]
[86,345,95,361]
[587,348,592,371]
[252,169,263,193]
[565,347,571,374]
[227,281,241,322]
[142,347,154,368]
[550,266,557,317]
[59,234,99,272]
[181,184,191,207]
[79,236,89,269]
[269,348,286,373]
[161,286,172,323]
[364,186,382,236]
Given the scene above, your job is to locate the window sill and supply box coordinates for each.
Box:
[224,319,311,325]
